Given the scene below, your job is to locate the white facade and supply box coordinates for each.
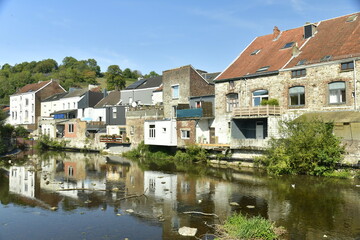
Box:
[9,166,36,198]
[77,107,106,122]
[152,90,163,105]
[144,119,177,146]
[41,95,83,117]
[9,92,36,125]
[196,120,212,144]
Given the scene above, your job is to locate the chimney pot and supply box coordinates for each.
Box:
[273,26,280,40]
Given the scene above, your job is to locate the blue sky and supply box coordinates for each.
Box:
[0,0,359,75]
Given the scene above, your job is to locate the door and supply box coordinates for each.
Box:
[210,128,216,144]
[256,121,264,139]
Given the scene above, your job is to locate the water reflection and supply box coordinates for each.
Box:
[0,152,360,240]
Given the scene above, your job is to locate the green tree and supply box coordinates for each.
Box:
[259,118,344,176]
[106,65,125,90]
[143,71,159,78]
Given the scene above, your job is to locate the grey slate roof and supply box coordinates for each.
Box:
[125,76,162,90]
[201,72,221,84]
[94,91,121,108]
[42,92,68,102]
[63,89,87,98]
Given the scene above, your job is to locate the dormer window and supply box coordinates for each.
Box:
[321,55,332,62]
[296,59,307,66]
[256,66,270,72]
[250,49,261,55]
[282,42,295,49]
[341,61,354,71]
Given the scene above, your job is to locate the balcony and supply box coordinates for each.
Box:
[177,107,213,119]
[100,135,124,143]
[233,106,282,118]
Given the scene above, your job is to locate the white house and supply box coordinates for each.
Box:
[9,79,66,130]
[144,119,177,146]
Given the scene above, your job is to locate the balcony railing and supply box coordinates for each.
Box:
[100,135,123,143]
[177,107,213,119]
[233,106,282,117]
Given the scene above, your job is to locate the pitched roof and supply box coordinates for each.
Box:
[15,80,52,94]
[125,76,163,90]
[42,92,68,102]
[63,88,87,98]
[286,13,360,68]
[136,76,162,89]
[94,90,121,108]
[201,72,221,84]
[216,27,307,81]
[216,12,360,81]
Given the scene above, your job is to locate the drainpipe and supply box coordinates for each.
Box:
[354,59,357,110]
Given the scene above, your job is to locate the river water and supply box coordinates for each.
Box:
[0,151,359,240]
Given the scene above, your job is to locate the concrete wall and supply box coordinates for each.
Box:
[144,120,177,146]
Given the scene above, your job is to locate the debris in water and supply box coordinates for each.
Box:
[178,226,197,236]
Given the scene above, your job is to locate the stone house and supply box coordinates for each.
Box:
[144,65,218,147]
[214,12,360,162]
[9,79,66,130]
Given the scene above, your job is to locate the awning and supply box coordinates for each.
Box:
[296,111,360,123]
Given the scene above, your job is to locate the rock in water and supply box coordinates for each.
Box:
[178,226,197,236]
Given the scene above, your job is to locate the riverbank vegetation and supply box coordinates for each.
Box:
[257,118,345,176]
[215,213,285,240]
[36,135,68,151]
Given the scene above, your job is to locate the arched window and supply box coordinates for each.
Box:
[252,90,268,106]
[329,81,346,104]
[289,86,305,106]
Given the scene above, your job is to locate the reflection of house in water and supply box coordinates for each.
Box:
[9,166,36,198]
[144,171,177,200]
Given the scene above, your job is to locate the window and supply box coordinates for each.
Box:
[229,80,235,90]
[341,62,354,71]
[329,82,346,104]
[256,66,270,72]
[181,130,190,139]
[321,55,332,62]
[291,69,306,78]
[250,49,261,55]
[68,103,70,109]
[25,99,29,106]
[68,123,74,133]
[112,107,117,118]
[195,101,202,108]
[149,124,155,138]
[172,85,179,99]
[130,126,134,135]
[296,59,307,66]
[289,86,305,106]
[282,42,295,49]
[73,102,76,108]
[252,90,268,106]
[226,93,238,112]
[68,166,74,176]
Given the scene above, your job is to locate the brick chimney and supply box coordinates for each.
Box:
[273,26,280,40]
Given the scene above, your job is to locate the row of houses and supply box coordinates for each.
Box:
[8,12,360,163]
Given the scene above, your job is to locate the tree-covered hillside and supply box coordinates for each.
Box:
[0,57,158,104]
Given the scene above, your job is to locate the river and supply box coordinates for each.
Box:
[0,151,359,240]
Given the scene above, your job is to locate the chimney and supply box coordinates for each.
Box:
[304,23,317,39]
[292,43,300,57]
[273,26,280,40]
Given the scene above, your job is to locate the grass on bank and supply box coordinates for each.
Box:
[215,213,285,240]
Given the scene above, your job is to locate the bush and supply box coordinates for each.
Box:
[36,135,67,150]
[261,98,279,106]
[173,144,208,164]
[14,126,29,138]
[259,118,344,176]
[217,213,280,240]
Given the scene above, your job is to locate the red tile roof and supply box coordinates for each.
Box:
[16,80,51,94]
[286,13,360,67]
[216,12,360,81]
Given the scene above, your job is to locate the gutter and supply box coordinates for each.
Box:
[214,70,279,83]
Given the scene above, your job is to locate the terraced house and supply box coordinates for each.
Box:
[213,13,360,163]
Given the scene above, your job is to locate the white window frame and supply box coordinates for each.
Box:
[252,90,269,106]
[329,81,346,104]
[181,129,190,139]
[171,84,179,99]
[68,123,74,133]
[149,124,156,138]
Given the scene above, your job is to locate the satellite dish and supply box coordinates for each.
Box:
[131,101,137,107]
